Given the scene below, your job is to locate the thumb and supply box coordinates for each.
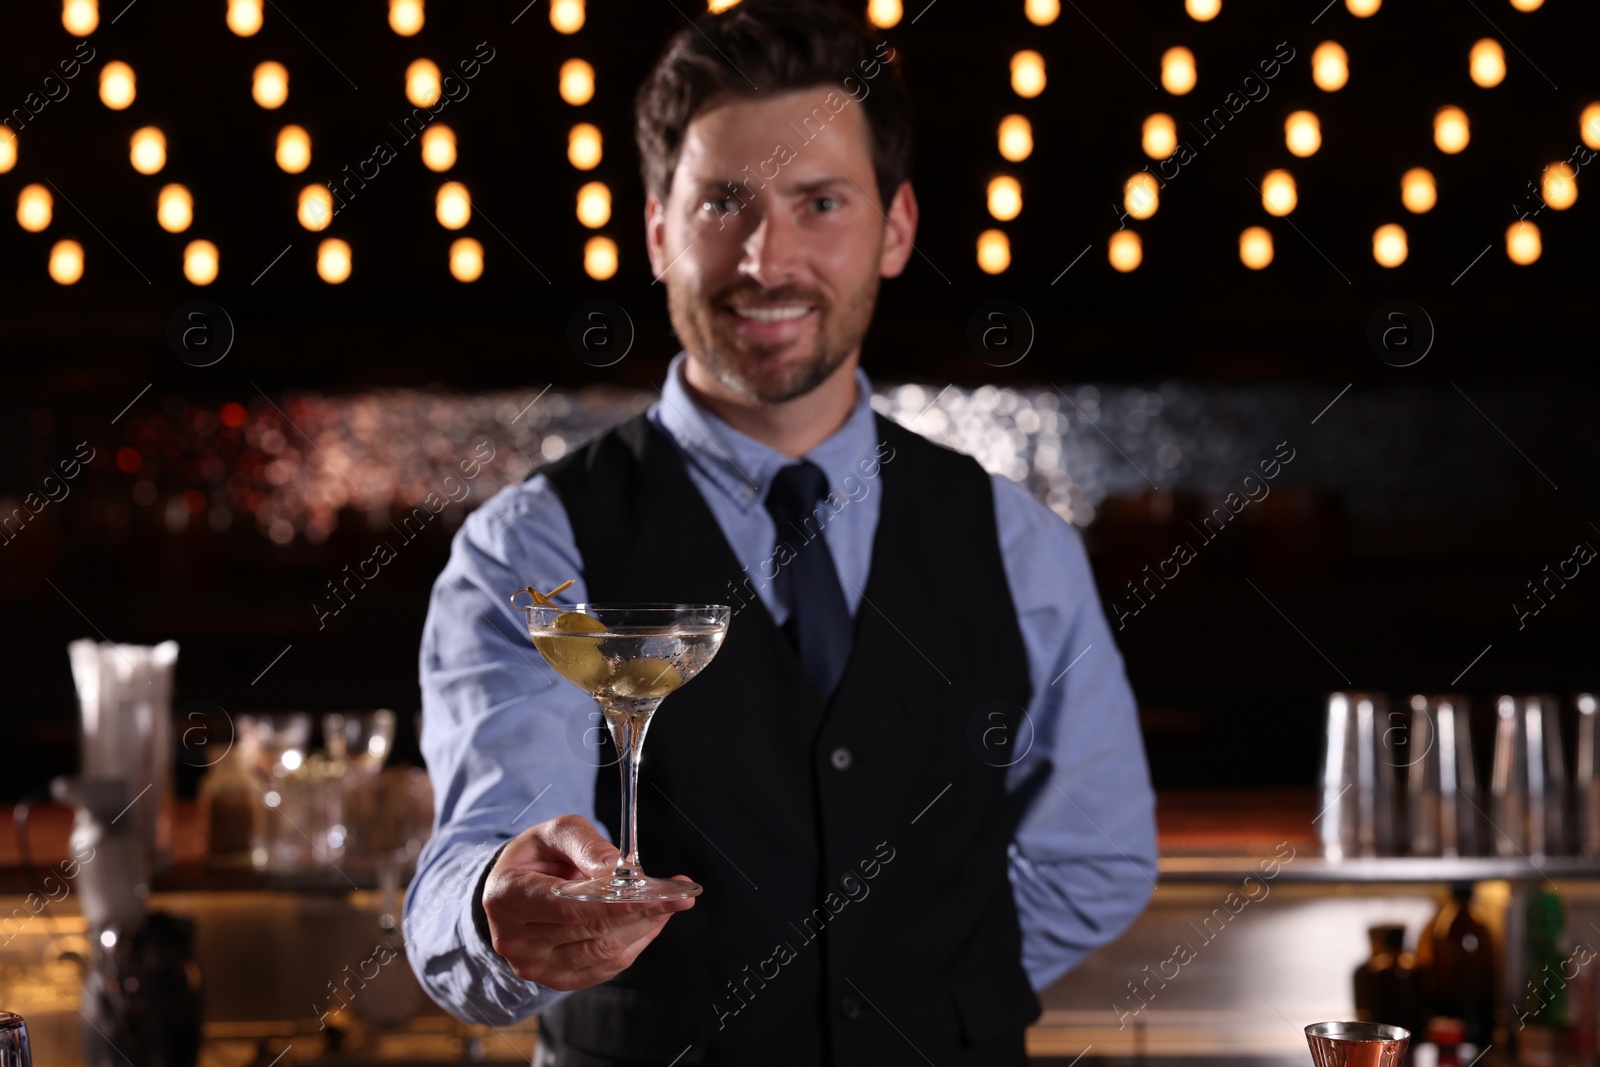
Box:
[542,814,621,876]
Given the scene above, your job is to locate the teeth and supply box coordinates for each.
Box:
[730,305,811,323]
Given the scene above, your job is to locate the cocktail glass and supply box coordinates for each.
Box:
[1305,1021,1410,1067]
[514,599,730,902]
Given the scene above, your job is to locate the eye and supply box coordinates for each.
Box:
[812,195,840,213]
[701,196,738,217]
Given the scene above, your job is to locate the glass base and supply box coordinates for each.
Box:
[553,874,703,903]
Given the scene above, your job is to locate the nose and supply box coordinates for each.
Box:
[737,206,803,290]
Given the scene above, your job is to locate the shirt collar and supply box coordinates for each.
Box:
[651,350,880,513]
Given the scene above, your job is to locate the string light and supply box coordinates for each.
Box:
[436,182,471,229]
[1185,0,1220,21]
[49,239,84,284]
[1143,114,1177,159]
[584,235,617,280]
[576,181,611,228]
[1506,220,1540,264]
[1260,169,1297,216]
[183,240,219,285]
[406,60,442,108]
[389,0,424,35]
[253,62,289,109]
[449,237,483,282]
[1025,0,1060,25]
[1312,42,1348,91]
[998,115,1033,162]
[227,0,262,35]
[1108,230,1142,272]
[318,239,352,283]
[1161,47,1197,95]
[421,125,456,171]
[976,229,1010,274]
[1400,168,1436,213]
[1285,111,1321,157]
[1346,0,1380,15]
[63,0,98,35]
[130,127,167,175]
[100,62,136,109]
[1239,226,1273,269]
[1469,39,1505,88]
[866,0,901,27]
[568,124,602,169]
[298,185,334,231]
[0,130,16,174]
[158,184,193,232]
[1434,106,1469,153]
[1508,0,1542,10]
[1124,173,1159,220]
[18,184,52,232]
[1011,51,1046,98]
[708,0,739,10]
[559,59,595,106]
[1582,103,1600,151]
[987,176,1022,221]
[276,126,312,174]
[550,0,584,33]
[1372,223,1407,267]
[1542,161,1577,210]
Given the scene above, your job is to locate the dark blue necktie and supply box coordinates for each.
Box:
[763,461,853,698]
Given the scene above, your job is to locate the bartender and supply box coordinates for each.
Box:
[403,1,1158,1064]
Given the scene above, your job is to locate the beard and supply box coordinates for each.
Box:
[667,267,881,405]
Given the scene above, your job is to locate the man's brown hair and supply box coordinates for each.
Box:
[634,0,913,211]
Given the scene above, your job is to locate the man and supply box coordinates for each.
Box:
[404,2,1158,1064]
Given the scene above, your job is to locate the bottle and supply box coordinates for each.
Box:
[1517,890,1569,1067]
[198,730,263,868]
[1354,924,1424,1039]
[1427,1016,1464,1067]
[1416,882,1497,1047]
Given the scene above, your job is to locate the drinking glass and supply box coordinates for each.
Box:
[1305,1021,1409,1066]
[1320,692,1397,859]
[0,1013,30,1067]
[1576,694,1600,855]
[1406,694,1480,857]
[1490,693,1567,858]
[514,599,730,902]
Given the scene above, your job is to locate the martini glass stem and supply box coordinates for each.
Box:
[605,705,654,883]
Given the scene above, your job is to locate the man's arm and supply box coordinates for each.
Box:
[990,475,1160,991]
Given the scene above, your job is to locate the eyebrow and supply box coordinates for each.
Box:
[689,176,852,195]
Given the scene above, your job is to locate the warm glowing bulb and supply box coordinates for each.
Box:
[184,240,219,285]
[0,130,16,173]
[449,237,483,282]
[100,62,136,109]
[130,127,166,175]
[1583,103,1600,150]
[276,125,311,173]
[1542,161,1577,210]
[63,0,98,35]
[50,239,84,284]
[1186,0,1220,21]
[158,184,193,232]
[584,235,617,280]
[298,184,334,231]
[227,0,262,35]
[1434,106,1469,153]
[1372,223,1407,267]
[1161,47,1197,95]
[253,62,289,108]
[18,184,52,232]
[1400,168,1436,213]
[1346,0,1380,15]
[1506,220,1540,264]
[708,0,739,10]
[1239,226,1273,269]
[1509,0,1542,10]
[1261,169,1297,216]
[866,0,901,27]
[576,181,611,228]
[1025,0,1060,25]
[559,59,595,106]
[389,0,424,35]
[1011,51,1046,98]
[1312,42,1348,91]
[1285,111,1321,157]
[550,0,584,33]
[318,238,352,283]
[987,176,1022,221]
[436,182,471,229]
[407,59,442,107]
[1109,229,1142,272]
[421,124,456,171]
[976,229,1010,274]
[1469,39,1505,88]
[1124,173,1159,220]
[568,123,602,169]
[998,115,1033,162]
[1143,113,1177,159]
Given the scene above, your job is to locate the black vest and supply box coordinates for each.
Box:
[536,411,1040,1067]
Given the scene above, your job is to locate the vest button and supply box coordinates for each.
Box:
[830,747,852,771]
[839,995,862,1021]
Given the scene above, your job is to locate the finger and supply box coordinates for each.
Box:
[549,912,674,972]
[537,815,623,876]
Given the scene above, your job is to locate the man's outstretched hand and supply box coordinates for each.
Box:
[481,814,694,992]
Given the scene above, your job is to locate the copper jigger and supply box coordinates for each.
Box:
[1306,1021,1410,1066]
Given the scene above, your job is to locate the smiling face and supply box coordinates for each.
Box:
[646,86,916,406]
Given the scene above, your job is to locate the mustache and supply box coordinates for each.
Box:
[716,288,824,307]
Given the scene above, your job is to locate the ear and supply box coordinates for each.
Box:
[878,180,918,280]
[645,193,667,280]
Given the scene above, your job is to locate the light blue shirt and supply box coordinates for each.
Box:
[404,352,1159,1026]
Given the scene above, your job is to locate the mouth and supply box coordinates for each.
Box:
[719,302,818,344]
